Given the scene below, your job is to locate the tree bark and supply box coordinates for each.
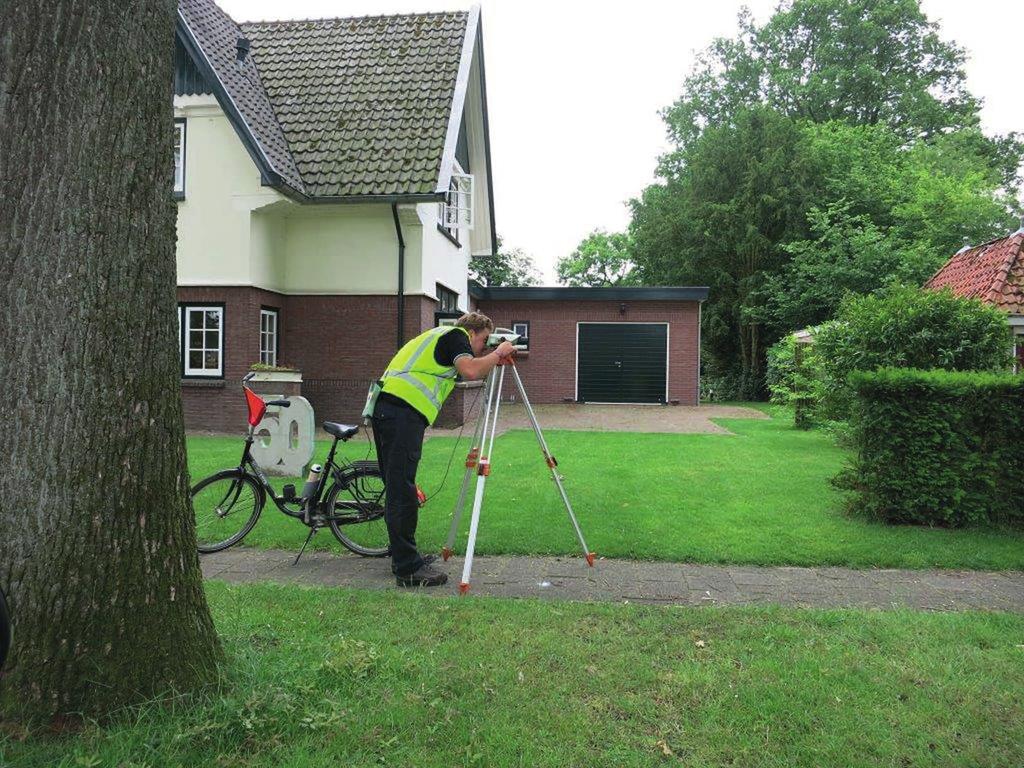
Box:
[0,1,221,719]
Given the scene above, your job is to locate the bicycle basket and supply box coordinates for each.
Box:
[244,386,267,427]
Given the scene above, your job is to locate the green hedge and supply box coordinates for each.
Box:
[836,368,1024,527]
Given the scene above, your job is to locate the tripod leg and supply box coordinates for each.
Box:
[509,362,595,566]
[459,364,506,593]
[443,369,495,560]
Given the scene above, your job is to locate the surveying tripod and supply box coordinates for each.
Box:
[441,351,595,594]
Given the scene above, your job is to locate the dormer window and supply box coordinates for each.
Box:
[174,119,186,198]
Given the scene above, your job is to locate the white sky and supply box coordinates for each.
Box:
[219,0,1023,284]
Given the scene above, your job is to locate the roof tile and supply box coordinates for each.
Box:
[180,0,468,199]
[924,232,1024,314]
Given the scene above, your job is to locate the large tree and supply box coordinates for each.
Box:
[662,0,1013,161]
[557,230,638,287]
[0,1,221,719]
[633,0,1020,398]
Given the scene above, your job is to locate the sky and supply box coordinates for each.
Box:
[219,0,1024,284]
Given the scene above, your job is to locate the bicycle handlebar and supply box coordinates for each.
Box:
[242,372,256,383]
[265,400,291,407]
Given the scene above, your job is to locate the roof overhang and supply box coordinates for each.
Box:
[470,285,711,302]
[435,5,498,256]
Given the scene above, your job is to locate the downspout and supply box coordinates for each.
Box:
[391,203,405,350]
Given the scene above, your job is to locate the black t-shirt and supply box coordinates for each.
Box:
[433,327,474,367]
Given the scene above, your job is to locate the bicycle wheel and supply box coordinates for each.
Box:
[191,469,264,553]
[327,466,390,557]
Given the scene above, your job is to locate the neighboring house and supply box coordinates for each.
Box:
[924,225,1024,369]
[173,0,707,431]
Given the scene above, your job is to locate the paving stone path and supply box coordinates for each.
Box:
[201,547,1024,612]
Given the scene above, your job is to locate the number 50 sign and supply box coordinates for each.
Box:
[251,395,316,476]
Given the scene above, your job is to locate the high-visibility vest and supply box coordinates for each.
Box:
[379,326,470,425]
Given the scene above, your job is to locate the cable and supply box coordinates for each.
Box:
[421,385,483,504]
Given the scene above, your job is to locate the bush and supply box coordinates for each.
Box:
[814,286,1012,420]
[766,331,831,428]
[836,368,1024,527]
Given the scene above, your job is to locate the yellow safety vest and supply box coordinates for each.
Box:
[379,326,470,425]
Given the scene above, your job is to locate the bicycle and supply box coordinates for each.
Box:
[190,372,389,558]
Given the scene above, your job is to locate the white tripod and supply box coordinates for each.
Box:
[441,356,595,593]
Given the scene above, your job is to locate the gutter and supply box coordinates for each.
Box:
[392,204,406,350]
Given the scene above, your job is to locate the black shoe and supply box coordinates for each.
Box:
[421,554,439,567]
[396,564,448,588]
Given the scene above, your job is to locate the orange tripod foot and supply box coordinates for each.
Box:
[459,582,470,595]
[585,552,596,567]
[442,547,453,562]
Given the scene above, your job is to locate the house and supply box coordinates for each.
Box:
[924,225,1024,368]
[173,0,707,431]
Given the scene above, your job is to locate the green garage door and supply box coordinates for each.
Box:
[577,323,667,403]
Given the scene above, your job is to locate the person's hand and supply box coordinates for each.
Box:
[495,340,516,360]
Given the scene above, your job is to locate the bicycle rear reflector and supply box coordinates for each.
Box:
[245,387,267,427]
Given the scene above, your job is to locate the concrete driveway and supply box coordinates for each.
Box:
[428,402,767,437]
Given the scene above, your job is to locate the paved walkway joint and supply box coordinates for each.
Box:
[201,547,1024,612]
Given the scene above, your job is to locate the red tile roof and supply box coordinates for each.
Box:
[924,231,1024,314]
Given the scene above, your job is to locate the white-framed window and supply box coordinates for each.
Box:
[438,163,473,242]
[260,308,278,366]
[181,305,223,377]
[174,120,186,196]
[512,321,530,349]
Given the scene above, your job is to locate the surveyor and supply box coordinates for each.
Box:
[367,312,515,587]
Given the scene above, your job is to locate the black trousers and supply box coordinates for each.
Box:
[372,397,427,576]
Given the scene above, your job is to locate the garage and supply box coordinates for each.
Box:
[576,323,668,403]
[470,285,708,408]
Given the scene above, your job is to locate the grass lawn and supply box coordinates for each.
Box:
[184,411,1024,570]
[5,582,1023,767]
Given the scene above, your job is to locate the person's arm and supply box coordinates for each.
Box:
[455,341,515,380]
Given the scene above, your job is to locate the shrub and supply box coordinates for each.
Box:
[836,368,1024,527]
[814,286,1012,420]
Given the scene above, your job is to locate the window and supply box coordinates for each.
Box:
[174,120,186,197]
[512,321,530,349]
[180,304,223,377]
[435,285,461,327]
[436,284,459,313]
[437,163,473,244]
[260,308,278,366]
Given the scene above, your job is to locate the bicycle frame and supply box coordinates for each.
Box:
[233,394,381,526]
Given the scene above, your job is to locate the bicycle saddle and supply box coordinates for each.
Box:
[323,422,360,441]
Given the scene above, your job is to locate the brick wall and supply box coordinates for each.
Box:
[177,288,439,432]
[177,288,702,433]
[178,286,286,433]
[476,299,701,406]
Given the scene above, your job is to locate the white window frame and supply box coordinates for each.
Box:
[260,308,278,366]
[174,120,186,196]
[182,305,224,377]
[438,162,474,239]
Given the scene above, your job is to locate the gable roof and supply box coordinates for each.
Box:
[177,0,306,195]
[924,230,1024,314]
[175,0,481,202]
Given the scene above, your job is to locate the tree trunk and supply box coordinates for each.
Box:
[0,1,221,719]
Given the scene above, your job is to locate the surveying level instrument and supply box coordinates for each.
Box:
[442,330,595,593]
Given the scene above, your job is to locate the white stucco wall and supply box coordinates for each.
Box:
[174,95,288,286]
[175,99,471,304]
[416,203,470,310]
